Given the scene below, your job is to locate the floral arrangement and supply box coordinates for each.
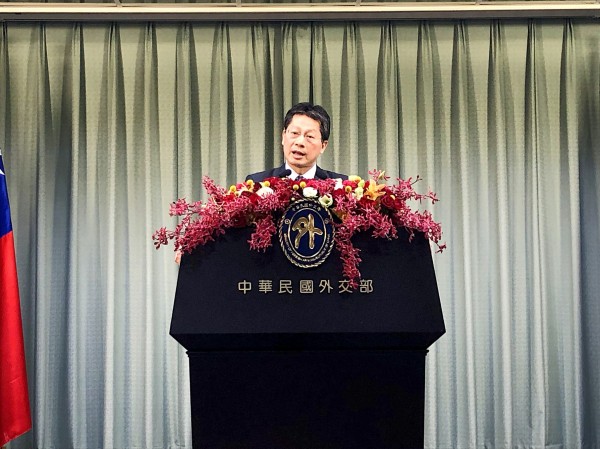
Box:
[153,169,445,288]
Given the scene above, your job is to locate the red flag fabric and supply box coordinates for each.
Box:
[0,153,32,446]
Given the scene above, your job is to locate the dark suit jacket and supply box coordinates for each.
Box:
[245,165,347,183]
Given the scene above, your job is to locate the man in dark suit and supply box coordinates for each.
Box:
[246,102,347,182]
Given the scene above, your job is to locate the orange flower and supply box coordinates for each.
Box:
[364,181,386,201]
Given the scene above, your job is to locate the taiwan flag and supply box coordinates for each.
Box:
[0,151,31,446]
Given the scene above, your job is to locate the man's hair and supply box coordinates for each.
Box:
[283,102,331,142]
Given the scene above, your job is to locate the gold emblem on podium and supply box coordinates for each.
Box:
[279,199,335,268]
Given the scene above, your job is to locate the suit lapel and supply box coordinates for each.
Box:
[272,165,288,178]
[315,166,328,180]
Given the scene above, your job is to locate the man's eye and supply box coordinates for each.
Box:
[306,135,316,141]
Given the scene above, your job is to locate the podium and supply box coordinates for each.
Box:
[171,226,445,449]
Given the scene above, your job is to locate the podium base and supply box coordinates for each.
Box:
[188,349,427,449]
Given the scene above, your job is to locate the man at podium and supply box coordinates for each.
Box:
[246,102,347,182]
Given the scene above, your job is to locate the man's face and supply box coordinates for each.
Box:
[282,114,328,175]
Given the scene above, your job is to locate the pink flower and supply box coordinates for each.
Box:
[169,198,189,216]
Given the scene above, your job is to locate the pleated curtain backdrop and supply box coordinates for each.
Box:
[1,19,599,449]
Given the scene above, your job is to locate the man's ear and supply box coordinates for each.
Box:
[320,140,328,154]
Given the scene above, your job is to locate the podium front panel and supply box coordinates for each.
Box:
[171,227,445,350]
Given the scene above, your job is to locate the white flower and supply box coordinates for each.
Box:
[334,178,344,190]
[318,194,333,208]
[354,186,364,200]
[303,186,318,198]
[256,186,274,197]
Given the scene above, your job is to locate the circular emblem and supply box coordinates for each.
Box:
[279,198,335,268]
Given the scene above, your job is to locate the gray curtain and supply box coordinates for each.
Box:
[1,19,599,449]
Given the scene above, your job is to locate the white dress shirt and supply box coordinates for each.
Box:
[284,162,317,180]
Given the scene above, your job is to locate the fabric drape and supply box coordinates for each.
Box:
[1,20,599,449]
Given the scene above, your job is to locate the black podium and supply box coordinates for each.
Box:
[171,227,445,449]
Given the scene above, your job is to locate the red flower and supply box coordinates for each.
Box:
[357,196,374,208]
[380,194,396,210]
[342,180,358,190]
[231,213,248,228]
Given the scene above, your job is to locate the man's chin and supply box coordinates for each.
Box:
[287,161,308,173]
